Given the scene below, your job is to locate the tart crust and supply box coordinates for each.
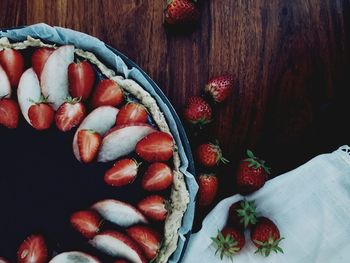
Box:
[0,36,190,263]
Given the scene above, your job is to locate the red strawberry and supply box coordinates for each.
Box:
[197,173,218,206]
[55,97,86,132]
[184,96,212,127]
[0,98,19,128]
[165,0,200,25]
[114,260,130,263]
[136,131,174,162]
[205,75,233,103]
[196,141,229,167]
[28,96,55,130]
[68,60,95,101]
[251,217,284,257]
[17,234,48,263]
[70,210,102,239]
[211,227,245,260]
[127,225,161,260]
[116,102,148,126]
[137,195,168,221]
[0,48,24,87]
[142,162,173,191]
[236,150,271,195]
[91,79,123,108]
[31,47,54,77]
[77,129,102,163]
[104,158,139,187]
[228,199,257,229]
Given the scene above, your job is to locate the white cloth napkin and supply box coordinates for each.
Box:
[182,146,350,263]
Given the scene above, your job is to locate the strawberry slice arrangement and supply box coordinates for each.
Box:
[0,37,188,263]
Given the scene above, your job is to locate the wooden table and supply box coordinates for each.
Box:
[1,0,350,226]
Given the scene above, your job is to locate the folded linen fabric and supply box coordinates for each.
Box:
[183,146,350,263]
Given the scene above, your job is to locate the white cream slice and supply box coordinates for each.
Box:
[0,36,190,263]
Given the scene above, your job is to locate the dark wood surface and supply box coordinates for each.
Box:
[1,0,350,224]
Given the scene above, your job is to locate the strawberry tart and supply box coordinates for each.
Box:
[0,26,194,263]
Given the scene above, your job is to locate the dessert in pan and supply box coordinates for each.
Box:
[0,31,192,263]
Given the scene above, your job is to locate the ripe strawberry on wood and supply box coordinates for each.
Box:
[251,217,284,257]
[184,96,212,127]
[236,150,271,195]
[211,227,245,260]
[165,0,200,26]
[205,75,234,103]
[228,199,257,229]
[196,141,229,167]
[197,173,218,206]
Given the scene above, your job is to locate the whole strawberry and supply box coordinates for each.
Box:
[205,75,233,103]
[236,150,270,195]
[251,217,284,257]
[228,199,257,229]
[196,141,229,167]
[184,96,212,127]
[165,0,200,26]
[211,227,245,260]
[197,173,218,206]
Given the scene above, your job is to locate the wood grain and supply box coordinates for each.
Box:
[1,0,350,224]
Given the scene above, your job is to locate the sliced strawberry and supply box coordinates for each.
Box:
[55,97,86,132]
[92,199,147,227]
[127,225,161,260]
[137,195,168,221]
[89,230,147,263]
[91,79,123,108]
[70,210,102,239]
[136,131,174,162]
[142,162,173,191]
[17,234,48,263]
[0,98,19,129]
[28,96,55,130]
[31,47,54,77]
[77,129,102,163]
[68,60,95,101]
[0,48,24,87]
[116,102,148,126]
[104,158,139,187]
